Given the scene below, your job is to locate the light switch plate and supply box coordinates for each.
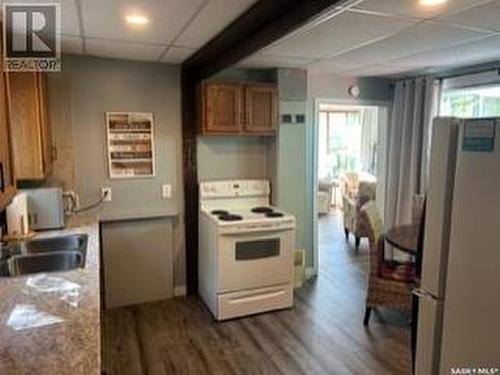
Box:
[162,184,172,199]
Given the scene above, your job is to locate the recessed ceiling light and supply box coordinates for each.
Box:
[125,14,149,26]
[419,0,447,7]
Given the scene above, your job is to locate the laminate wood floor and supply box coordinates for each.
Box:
[104,211,412,375]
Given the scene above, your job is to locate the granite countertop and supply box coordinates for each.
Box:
[0,214,101,375]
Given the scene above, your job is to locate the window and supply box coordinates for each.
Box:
[440,85,500,118]
[318,110,363,179]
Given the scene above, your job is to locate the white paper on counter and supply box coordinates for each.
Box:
[6,304,64,331]
[25,274,82,308]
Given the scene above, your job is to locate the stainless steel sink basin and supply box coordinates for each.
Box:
[24,234,88,254]
[0,234,88,277]
[2,251,84,276]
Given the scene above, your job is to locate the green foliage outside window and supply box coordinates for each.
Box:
[441,86,500,118]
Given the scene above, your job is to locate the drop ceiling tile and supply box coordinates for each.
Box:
[305,59,363,74]
[342,21,491,63]
[262,10,414,59]
[81,0,205,44]
[176,0,258,49]
[61,35,84,55]
[160,46,194,64]
[0,0,80,35]
[354,0,488,20]
[323,43,399,67]
[237,53,313,69]
[392,35,500,69]
[350,63,415,77]
[438,0,500,32]
[85,38,166,62]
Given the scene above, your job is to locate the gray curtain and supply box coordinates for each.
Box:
[385,77,439,231]
[360,107,378,175]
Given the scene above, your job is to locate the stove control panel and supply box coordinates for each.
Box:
[219,219,295,235]
[201,180,270,199]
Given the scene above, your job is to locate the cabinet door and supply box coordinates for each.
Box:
[7,72,49,180]
[244,85,278,135]
[204,83,242,134]
[0,72,16,209]
[37,73,53,176]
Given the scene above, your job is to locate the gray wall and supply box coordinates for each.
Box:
[198,136,274,181]
[47,55,186,290]
[274,70,310,264]
[309,73,393,102]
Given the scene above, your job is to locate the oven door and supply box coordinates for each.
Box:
[218,229,294,293]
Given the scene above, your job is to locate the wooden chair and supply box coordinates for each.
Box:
[361,202,415,326]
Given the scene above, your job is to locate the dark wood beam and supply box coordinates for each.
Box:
[184,0,347,80]
[181,0,347,294]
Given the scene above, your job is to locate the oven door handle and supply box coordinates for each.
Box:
[220,226,295,236]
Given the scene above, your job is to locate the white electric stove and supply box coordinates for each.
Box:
[199,179,296,321]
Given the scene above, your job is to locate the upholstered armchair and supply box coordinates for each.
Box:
[342,179,377,249]
[340,172,359,200]
[317,179,333,215]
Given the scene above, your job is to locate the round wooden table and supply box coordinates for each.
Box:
[385,224,419,256]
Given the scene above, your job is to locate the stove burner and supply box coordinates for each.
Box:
[266,212,284,218]
[251,207,274,214]
[211,210,229,216]
[219,214,243,222]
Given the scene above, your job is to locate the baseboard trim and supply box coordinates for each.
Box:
[174,286,187,297]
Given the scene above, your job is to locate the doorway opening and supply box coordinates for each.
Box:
[313,101,388,277]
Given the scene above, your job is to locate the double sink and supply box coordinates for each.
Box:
[0,234,88,277]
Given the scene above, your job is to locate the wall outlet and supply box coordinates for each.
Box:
[162,184,172,199]
[102,187,112,202]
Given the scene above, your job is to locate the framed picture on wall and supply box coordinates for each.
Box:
[106,112,156,179]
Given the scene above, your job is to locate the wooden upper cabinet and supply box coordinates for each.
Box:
[203,83,243,134]
[244,84,278,135]
[37,73,53,177]
[200,81,278,136]
[0,52,16,210]
[7,72,52,180]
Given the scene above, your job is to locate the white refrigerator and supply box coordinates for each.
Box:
[414,117,500,374]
